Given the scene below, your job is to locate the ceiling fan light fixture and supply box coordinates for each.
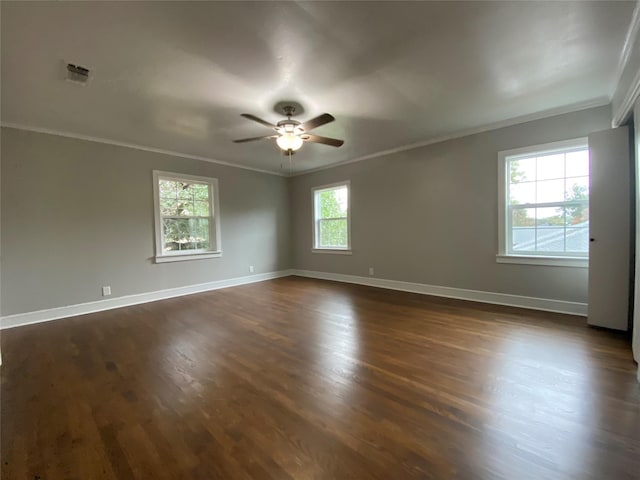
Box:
[276,133,303,151]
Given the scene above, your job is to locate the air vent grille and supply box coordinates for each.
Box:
[66,63,90,84]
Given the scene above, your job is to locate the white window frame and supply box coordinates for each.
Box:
[153,170,222,263]
[497,138,589,268]
[312,181,352,254]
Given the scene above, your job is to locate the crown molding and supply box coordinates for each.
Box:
[611,0,640,126]
[612,66,640,127]
[292,97,610,177]
[613,0,640,97]
[2,96,610,179]
[0,122,288,177]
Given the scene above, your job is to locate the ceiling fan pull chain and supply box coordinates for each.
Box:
[289,149,293,175]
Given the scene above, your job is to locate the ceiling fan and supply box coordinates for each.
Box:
[233,105,344,152]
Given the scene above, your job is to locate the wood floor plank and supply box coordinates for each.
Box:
[2,276,639,479]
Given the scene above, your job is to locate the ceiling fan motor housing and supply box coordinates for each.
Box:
[276,118,303,135]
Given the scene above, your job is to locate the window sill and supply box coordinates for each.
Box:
[155,251,222,263]
[496,254,588,268]
[312,248,352,255]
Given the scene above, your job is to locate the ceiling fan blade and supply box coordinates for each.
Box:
[301,113,335,132]
[233,135,277,143]
[240,113,277,129]
[303,134,344,147]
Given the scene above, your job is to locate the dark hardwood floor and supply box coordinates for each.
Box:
[2,276,639,479]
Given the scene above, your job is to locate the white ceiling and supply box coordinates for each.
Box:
[1,1,635,174]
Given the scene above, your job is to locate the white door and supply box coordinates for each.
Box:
[588,127,631,330]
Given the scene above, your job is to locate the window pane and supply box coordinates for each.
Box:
[159,180,211,218]
[163,218,210,252]
[566,176,589,201]
[318,187,348,219]
[163,218,187,252]
[509,182,535,205]
[177,200,194,216]
[536,153,565,180]
[319,218,348,247]
[566,150,589,178]
[510,157,536,183]
[177,182,194,201]
[191,218,210,250]
[512,227,535,251]
[512,208,535,227]
[536,179,564,203]
[566,226,589,253]
[536,207,564,227]
[536,227,565,252]
[194,200,209,217]
[566,205,589,226]
[159,180,177,199]
[160,198,179,216]
[192,183,209,201]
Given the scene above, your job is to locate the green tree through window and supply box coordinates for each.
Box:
[159,179,212,252]
[314,183,349,249]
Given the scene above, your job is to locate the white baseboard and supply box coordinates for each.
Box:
[0,270,294,330]
[292,269,588,316]
[1,268,588,330]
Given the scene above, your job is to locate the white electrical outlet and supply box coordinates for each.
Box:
[102,286,111,296]
[249,265,254,273]
[369,267,374,276]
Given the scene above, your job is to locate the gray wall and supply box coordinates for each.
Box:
[1,127,291,316]
[0,105,614,316]
[290,106,612,304]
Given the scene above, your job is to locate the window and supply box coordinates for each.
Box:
[312,181,351,253]
[153,171,221,263]
[497,138,589,267]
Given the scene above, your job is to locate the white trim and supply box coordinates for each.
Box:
[312,180,351,251]
[496,255,588,268]
[0,270,294,330]
[153,170,222,263]
[292,98,610,177]
[155,251,222,263]
[498,145,509,257]
[293,270,587,316]
[0,123,287,177]
[612,66,640,127]
[312,249,353,255]
[497,137,589,160]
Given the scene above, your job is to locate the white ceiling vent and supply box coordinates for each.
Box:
[66,63,90,84]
